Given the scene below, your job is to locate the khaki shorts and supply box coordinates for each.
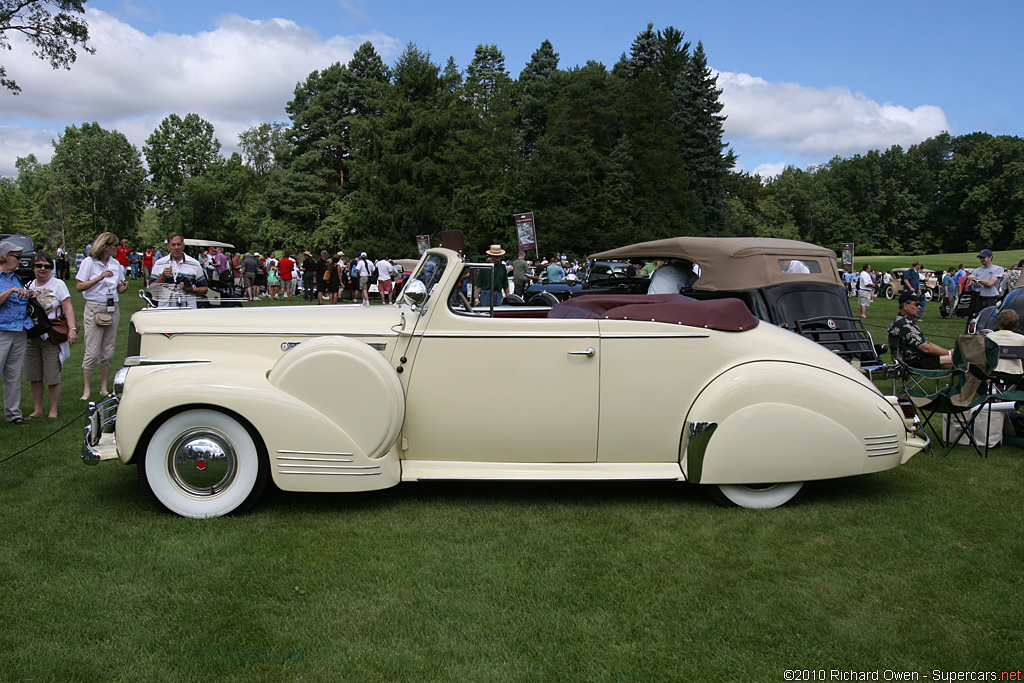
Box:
[858,289,872,307]
[23,336,62,385]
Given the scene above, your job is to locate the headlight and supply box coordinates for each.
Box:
[113,367,129,398]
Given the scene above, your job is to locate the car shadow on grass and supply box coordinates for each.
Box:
[260,478,718,514]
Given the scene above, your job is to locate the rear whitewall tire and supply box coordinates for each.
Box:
[711,482,805,509]
[140,409,268,519]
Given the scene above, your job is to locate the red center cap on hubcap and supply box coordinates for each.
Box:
[196,460,207,471]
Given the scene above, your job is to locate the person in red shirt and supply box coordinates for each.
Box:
[116,239,130,269]
[142,247,154,282]
[279,252,295,300]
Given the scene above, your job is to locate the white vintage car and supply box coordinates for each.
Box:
[83,248,927,517]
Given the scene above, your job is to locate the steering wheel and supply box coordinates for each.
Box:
[608,271,630,279]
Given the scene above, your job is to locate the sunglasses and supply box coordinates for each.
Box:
[34,263,53,270]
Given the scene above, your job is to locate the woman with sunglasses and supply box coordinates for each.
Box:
[25,251,77,419]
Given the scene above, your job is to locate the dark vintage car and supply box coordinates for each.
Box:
[0,233,37,282]
[524,260,630,303]
[578,237,885,369]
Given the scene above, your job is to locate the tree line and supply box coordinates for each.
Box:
[2,21,1022,260]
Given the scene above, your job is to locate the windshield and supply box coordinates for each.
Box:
[403,252,448,308]
[1,235,34,251]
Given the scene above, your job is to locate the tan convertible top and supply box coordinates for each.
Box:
[589,237,841,291]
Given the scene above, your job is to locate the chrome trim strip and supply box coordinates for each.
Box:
[276,464,379,470]
[124,357,211,366]
[276,450,355,457]
[684,421,717,484]
[420,332,709,340]
[864,434,899,441]
[422,332,599,339]
[276,457,355,463]
[601,333,710,339]
[278,470,382,476]
[140,331,399,338]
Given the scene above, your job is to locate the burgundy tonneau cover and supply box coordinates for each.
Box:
[548,294,758,332]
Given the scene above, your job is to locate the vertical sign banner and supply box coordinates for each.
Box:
[841,243,854,271]
[416,235,430,255]
[514,212,537,253]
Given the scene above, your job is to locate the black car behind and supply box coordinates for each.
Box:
[0,234,36,282]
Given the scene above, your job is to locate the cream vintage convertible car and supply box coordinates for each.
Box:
[83,248,927,517]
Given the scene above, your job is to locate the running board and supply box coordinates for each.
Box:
[401,461,685,482]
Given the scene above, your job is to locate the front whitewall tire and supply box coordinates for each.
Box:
[140,409,267,519]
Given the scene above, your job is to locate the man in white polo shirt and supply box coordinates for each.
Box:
[857,264,874,318]
[375,254,395,304]
[149,233,208,308]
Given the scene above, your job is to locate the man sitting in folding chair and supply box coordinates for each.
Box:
[888,292,953,370]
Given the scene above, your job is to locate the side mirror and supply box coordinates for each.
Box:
[404,278,427,306]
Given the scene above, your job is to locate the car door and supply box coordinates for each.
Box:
[401,312,601,463]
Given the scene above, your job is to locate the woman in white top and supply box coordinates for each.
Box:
[25,250,77,418]
[76,232,128,400]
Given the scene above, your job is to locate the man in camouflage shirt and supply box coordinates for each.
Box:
[888,291,952,369]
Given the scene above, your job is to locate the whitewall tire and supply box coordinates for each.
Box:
[139,409,268,519]
[711,482,805,509]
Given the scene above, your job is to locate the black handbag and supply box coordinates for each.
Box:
[26,297,53,339]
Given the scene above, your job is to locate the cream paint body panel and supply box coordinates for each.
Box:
[402,461,683,481]
[401,314,600,462]
[683,361,911,484]
[596,321,710,463]
[114,359,402,493]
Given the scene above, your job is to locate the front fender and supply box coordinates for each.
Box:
[683,361,909,485]
[115,336,406,493]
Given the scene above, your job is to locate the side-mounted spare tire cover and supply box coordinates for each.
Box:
[267,336,405,459]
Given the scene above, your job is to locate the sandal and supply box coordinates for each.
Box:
[11,418,26,427]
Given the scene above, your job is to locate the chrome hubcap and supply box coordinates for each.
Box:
[167,428,236,497]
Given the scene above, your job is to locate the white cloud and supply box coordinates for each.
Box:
[717,70,949,168]
[0,9,401,176]
[750,162,786,179]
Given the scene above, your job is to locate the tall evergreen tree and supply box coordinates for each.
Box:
[450,44,520,251]
[518,39,560,152]
[672,41,735,231]
[349,44,456,255]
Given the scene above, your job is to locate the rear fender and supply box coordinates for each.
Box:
[683,361,905,484]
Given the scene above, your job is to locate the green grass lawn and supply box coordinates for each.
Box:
[0,280,1021,680]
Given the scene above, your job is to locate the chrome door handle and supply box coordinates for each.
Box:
[568,347,596,357]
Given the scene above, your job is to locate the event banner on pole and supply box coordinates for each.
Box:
[841,243,854,271]
[514,212,537,252]
[416,235,430,255]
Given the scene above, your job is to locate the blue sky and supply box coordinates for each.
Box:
[1,0,1021,178]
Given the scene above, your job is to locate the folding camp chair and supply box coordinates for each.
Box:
[888,333,951,396]
[911,335,1024,457]
[905,334,992,457]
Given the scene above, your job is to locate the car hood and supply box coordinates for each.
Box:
[130,303,407,336]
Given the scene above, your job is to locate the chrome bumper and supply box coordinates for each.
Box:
[82,395,120,465]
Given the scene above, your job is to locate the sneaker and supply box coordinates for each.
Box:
[362,300,370,307]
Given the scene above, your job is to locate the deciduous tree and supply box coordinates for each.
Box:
[0,0,92,93]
